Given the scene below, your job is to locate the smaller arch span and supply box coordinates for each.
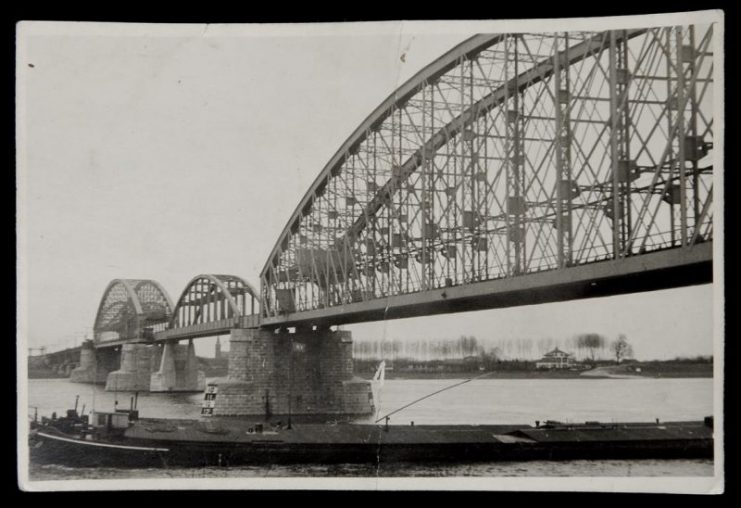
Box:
[94,279,174,346]
[170,274,260,330]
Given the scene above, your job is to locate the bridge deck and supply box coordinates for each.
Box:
[93,242,712,345]
[260,242,713,329]
[153,315,260,342]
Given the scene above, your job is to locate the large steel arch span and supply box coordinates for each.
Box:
[169,274,260,331]
[94,279,174,347]
[260,26,715,325]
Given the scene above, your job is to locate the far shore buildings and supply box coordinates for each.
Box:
[535,347,575,370]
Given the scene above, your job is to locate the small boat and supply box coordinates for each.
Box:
[29,397,172,467]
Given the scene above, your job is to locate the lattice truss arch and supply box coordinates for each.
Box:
[170,274,260,329]
[261,25,714,317]
[94,279,174,343]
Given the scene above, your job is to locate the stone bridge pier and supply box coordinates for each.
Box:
[105,344,153,392]
[204,328,375,418]
[69,341,119,384]
[150,340,205,392]
[70,340,205,392]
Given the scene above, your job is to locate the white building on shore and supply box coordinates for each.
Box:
[535,348,575,369]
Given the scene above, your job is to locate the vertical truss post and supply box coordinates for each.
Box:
[383,129,391,295]
[468,57,480,281]
[390,106,398,295]
[460,56,471,282]
[468,58,477,281]
[187,291,192,324]
[328,175,335,306]
[259,278,266,317]
[398,107,407,294]
[688,25,700,239]
[553,32,573,268]
[505,34,525,275]
[504,38,511,277]
[665,28,676,246]
[420,84,428,291]
[514,37,524,275]
[429,81,437,288]
[368,130,377,297]
[478,87,486,280]
[452,79,460,285]
[608,30,620,259]
[344,157,353,302]
[608,30,631,258]
[675,26,688,247]
[394,110,402,295]
[620,30,633,253]
[204,282,209,322]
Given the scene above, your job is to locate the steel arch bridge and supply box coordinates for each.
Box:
[260,25,715,328]
[93,279,174,347]
[156,274,261,341]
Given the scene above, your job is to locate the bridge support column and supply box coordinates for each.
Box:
[70,341,114,384]
[205,328,375,418]
[105,344,153,392]
[150,340,205,392]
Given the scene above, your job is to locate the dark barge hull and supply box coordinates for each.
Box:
[29,420,714,468]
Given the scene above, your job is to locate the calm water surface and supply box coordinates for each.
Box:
[25,377,714,479]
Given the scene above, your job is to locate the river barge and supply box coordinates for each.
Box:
[28,405,713,468]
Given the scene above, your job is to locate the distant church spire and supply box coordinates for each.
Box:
[215,336,222,360]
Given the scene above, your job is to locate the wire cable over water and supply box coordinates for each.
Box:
[374,370,493,424]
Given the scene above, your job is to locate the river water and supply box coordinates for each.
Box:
[25,377,714,480]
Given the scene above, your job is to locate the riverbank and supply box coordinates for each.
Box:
[28,357,712,381]
[28,356,230,380]
[27,367,68,379]
[355,360,713,380]
[360,370,586,380]
[582,361,713,379]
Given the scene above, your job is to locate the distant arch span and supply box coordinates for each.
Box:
[94,279,174,345]
[170,274,260,329]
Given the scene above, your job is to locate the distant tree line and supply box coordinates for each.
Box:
[353,335,486,362]
[353,333,637,363]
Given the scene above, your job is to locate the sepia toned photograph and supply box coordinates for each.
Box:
[16,11,724,492]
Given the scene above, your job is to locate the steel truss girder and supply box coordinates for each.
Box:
[93,279,174,344]
[262,242,712,328]
[260,25,715,322]
[169,274,260,329]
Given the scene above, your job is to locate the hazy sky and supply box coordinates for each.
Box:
[17,20,718,360]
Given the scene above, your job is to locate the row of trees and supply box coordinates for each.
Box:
[574,334,634,363]
[352,335,485,361]
[352,333,634,363]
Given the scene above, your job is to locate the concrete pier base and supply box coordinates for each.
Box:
[150,340,205,392]
[104,344,153,392]
[70,342,115,384]
[205,328,375,418]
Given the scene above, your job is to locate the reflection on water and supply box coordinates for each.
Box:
[25,377,714,479]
